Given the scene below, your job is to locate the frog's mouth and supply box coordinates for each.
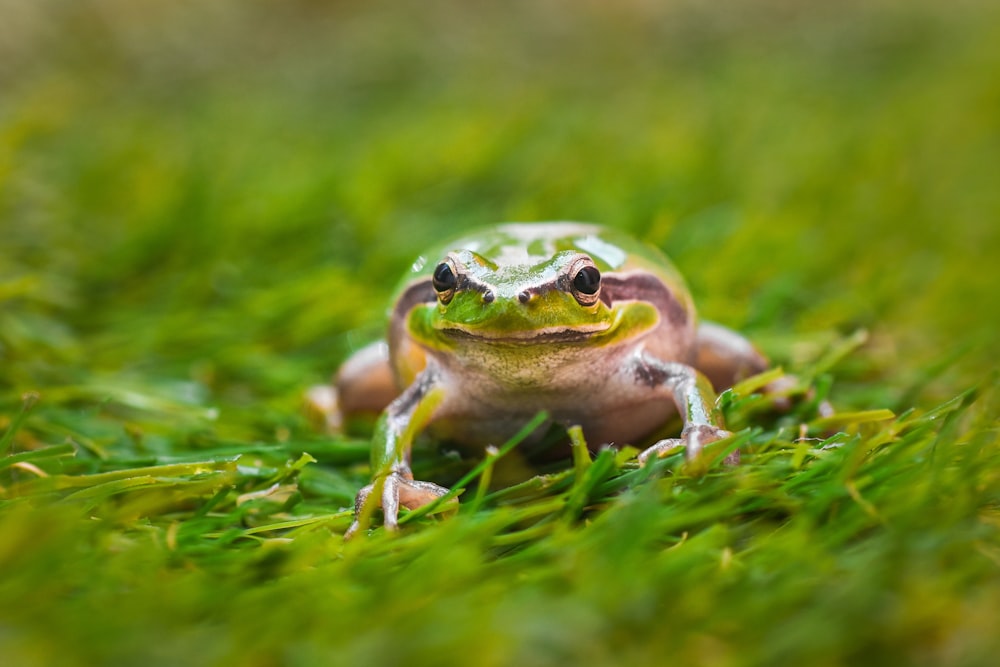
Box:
[437,322,613,344]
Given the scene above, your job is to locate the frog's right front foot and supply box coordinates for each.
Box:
[344,471,452,538]
[637,424,735,465]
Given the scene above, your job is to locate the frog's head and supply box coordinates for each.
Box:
[422,248,617,343]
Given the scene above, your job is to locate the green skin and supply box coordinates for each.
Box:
[335,223,768,535]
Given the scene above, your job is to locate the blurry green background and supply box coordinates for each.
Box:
[1,0,999,665]
[4,0,997,405]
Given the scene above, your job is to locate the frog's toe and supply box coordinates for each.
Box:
[382,473,458,530]
[396,477,452,512]
[383,475,454,530]
[344,473,453,538]
[344,481,375,539]
[637,437,685,464]
[638,425,735,465]
[681,424,733,460]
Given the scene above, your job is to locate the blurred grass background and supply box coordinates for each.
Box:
[1,1,999,665]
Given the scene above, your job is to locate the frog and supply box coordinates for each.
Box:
[310,222,773,536]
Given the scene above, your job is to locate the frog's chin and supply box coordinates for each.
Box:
[437,322,612,344]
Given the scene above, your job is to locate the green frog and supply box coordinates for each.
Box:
[312,223,771,535]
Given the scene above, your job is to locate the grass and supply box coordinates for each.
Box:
[2,0,999,665]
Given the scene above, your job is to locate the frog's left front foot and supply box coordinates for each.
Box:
[638,424,735,465]
[345,471,452,538]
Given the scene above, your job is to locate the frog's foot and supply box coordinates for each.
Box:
[304,384,343,433]
[762,375,835,417]
[638,424,736,466]
[344,472,452,538]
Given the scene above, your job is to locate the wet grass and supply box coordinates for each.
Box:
[2,1,999,665]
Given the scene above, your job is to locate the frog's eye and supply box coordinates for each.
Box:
[570,263,601,306]
[432,261,458,304]
[573,266,601,295]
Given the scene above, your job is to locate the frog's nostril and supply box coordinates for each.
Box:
[482,290,495,304]
[518,290,531,304]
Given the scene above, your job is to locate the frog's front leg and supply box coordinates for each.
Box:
[696,321,834,417]
[632,351,734,465]
[345,366,450,537]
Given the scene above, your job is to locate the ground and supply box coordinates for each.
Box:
[1,1,999,665]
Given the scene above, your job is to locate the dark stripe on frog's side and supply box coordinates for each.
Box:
[393,279,436,319]
[601,271,689,326]
[390,279,436,358]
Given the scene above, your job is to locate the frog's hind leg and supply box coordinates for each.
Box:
[306,341,399,433]
[694,321,769,392]
[695,321,834,418]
